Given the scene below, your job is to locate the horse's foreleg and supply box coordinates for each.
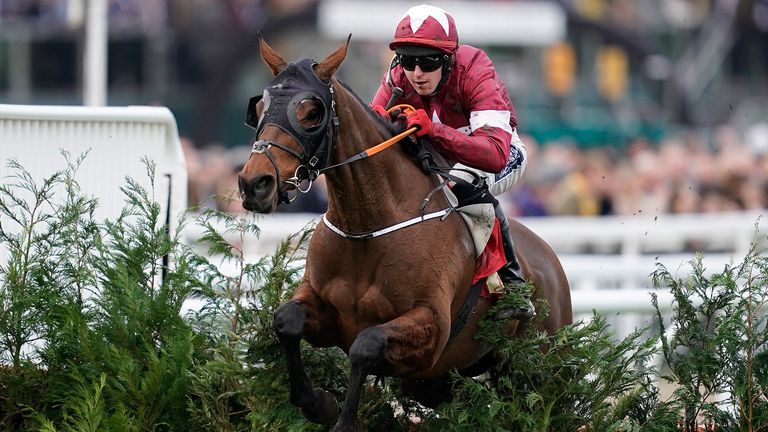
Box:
[333,326,387,432]
[334,306,441,432]
[274,299,339,425]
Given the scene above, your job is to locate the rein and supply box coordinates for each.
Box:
[318,125,418,173]
[320,104,458,240]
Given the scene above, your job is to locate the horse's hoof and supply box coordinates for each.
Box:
[299,388,339,425]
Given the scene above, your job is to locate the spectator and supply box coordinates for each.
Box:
[183,124,768,220]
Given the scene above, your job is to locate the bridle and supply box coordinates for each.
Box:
[250,105,418,205]
[247,93,338,204]
[245,59,340,204]
[244,59,417,205]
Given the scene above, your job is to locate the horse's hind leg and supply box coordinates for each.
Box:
[274,299,339,425]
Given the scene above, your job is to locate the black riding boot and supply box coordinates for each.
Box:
[494,205,535,320]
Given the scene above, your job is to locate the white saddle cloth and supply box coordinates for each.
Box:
[443,185,505,294]
[442,183,496,258]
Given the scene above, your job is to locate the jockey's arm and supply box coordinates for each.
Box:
[430,115,512,173]
[371,66,522,177]
[430,66,515,173]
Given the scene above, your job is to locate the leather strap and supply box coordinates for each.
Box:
[447,278,484,344]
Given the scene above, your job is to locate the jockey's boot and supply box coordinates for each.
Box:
[494,205,535,321]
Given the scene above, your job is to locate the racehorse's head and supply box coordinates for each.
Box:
[238,36,349,213]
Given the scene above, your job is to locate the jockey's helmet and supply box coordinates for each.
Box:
[389,4,459,55]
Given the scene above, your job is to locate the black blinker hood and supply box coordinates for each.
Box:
[245,58,335,169]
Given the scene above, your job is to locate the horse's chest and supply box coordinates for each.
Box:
[312,273,406,323]
[307,227,459,323]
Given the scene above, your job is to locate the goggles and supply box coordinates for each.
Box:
[398,54,445,72]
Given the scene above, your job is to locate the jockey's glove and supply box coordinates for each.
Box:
[372,104,409,125]
[406,108,433,137]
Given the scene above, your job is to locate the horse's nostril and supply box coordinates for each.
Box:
[254,175,274,193]
[239,174,275,199]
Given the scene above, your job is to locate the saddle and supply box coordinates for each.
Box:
[399,132,508,297]
[442,172,507,297]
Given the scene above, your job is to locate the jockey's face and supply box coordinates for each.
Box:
[404,64,443,96]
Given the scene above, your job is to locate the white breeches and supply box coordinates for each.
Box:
[450,129,527,197]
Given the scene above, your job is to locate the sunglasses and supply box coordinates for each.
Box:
[398,54,445,72]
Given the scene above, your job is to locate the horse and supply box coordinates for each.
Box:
[237,36,572,432]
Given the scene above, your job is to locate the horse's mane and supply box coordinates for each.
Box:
[333,78,451,170]
[333,79,401,138]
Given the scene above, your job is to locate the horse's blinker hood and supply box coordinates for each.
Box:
[245,58,335,171]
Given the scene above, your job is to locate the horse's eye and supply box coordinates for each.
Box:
[296,98,324,131]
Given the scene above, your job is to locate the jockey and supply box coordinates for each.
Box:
[371,4,534,320]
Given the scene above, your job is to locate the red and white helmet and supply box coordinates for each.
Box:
[389,4,459,54]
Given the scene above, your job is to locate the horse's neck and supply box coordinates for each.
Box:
[324,83,440,233]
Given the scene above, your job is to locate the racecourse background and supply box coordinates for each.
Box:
[2,0,767,258]
[1,0,766,153]
[2,0,768,355]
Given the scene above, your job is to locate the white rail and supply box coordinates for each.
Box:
[181,211,767,334]
[0,104,187,226]
[0,104,187,266]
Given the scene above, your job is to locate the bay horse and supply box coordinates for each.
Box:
[238,36,572,432]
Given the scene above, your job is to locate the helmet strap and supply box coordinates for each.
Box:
[429,54,454,96]
[385,55,405,108]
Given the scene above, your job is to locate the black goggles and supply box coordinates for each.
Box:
[398,54,445,72]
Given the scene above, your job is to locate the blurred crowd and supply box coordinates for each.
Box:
[0,0,315,31]
[505,123,768,218]
[183,122,768,218]
[0,0,165,28]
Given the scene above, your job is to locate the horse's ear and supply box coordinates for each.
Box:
[315,34,351,83]
[259,34,287,76]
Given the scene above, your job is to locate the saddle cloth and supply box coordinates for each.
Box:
[443,186,507,296]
